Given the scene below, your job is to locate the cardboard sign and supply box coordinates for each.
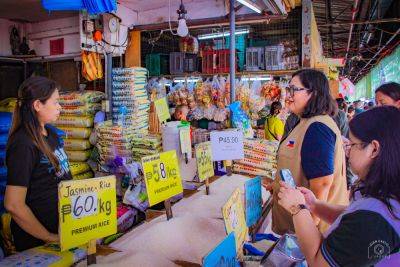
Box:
[202,232,240,267]
[210,130,244,161]
[142,150,183,206]
[245,177,262,227]
[222,188,248,257]
[179,126,192,155]
[195,141,214,182]
[154,97,171,123]
[58,176,117,251]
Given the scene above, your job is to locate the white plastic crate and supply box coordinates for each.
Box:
[265,45,285,71]
[245,47,265,71]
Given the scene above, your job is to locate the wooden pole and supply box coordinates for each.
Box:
[87,239,97,265]
[164,199,173,220]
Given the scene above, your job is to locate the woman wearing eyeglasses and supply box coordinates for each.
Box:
[270,69,348,235]
[277,106,400,267]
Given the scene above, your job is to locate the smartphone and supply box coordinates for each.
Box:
[280,169,296,188]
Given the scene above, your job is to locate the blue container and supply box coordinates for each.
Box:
[0,150,5,166]
[0,180,6,195]
[42,0,84,11]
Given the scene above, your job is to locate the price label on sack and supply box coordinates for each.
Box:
[245,177,262,227]
[222,188,248,258]
[58,176,117,251]
[141,150,183,206]
[179,126,192,155]
[195,141,214,182]
[154,97,170,123]
[210,129,244,161]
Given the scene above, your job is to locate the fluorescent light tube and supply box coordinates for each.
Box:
[198,29,249,40]
[236,0,262,13]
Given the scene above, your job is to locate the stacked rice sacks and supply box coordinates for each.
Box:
[233,138,278,178]
[54,91,105,180]
[96,121,135,165]
[0,112,12,214]
[112,67,150,132]
[131,133,162,162]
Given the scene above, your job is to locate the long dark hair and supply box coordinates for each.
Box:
[350,106,400,217]
[269,101,282,116]
[9,76,60,170]
[375,82,400,102]
[292,69,337,118]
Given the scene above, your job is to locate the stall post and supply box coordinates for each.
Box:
[105,53,113,121]
[226,0,236,176]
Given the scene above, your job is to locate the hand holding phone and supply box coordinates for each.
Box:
[279,169,296,188]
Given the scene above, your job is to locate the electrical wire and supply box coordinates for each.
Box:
[168,0,178,36]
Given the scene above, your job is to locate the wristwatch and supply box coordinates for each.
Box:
[290,204,308,216]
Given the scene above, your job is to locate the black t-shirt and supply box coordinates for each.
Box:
[6,126,71,251]
[321,210,400,267]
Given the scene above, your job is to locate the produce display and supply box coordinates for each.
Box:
[0,112,12,215]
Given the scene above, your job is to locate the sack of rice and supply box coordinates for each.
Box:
[64,139,92,151]
[54,115,94,128]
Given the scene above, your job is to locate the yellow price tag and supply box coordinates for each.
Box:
[154,97,171,123]
[222,188,248,258]
[195,141,214,182]
[142,150,183,206]
[58,176,117,251]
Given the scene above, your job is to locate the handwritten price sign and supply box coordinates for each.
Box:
[154,97,170,123]
[203,232,240,267]
[222,188,248,258]
[142,150,183,206]
[58,176,117,251]
[195,142,214,182]
[245,177,262,227]
[210,130,244,161]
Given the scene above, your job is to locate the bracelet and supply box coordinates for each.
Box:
[292,204,308,216]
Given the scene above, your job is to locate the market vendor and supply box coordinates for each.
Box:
[173,105,189,121]
[4,76,71,251]
[264,101,284,141]
[375,82,400,109]
[277,106,400,267]
[270,69,348,234]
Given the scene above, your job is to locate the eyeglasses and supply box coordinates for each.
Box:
[285,85,309,97]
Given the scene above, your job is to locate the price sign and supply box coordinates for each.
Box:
[210,130,244,161]
[58,176,117,251]
[195,142,214,182]
[142,150,183,206]
[245,177,262,227]
[154,97,170,123]
[202,232,240,267]
[222,188,248,258]
[179,126,192,155]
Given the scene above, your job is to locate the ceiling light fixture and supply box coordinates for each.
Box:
[198,29,249,40]
[177,0,189,37]
[236,0,262,14]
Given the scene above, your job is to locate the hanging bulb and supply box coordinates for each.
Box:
[177,18,189,37]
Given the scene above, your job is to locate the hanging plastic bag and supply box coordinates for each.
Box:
[82,51,103,81]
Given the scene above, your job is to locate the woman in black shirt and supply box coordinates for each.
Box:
[5,76,71,251]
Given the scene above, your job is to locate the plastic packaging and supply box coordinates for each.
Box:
[66,150,91,162]
[64,139,92,151]
[229,101,254,138]
[58,126,92,139]
[69,162,91,176]
[54,116,94,128]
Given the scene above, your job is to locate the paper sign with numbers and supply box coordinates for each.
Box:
[195,142,214,182]
[179,126,192,155]
[222,188,248,258]
[58,176,117,251]
[142,150,183,206]
[210,129,244,161]
[203,232,240,267]
[154,97,170,123]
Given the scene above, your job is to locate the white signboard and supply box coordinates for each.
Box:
[210,129,244,161]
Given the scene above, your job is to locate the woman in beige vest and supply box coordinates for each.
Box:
[270,69,348,234]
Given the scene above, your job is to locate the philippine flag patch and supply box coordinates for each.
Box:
[286,140,295,148]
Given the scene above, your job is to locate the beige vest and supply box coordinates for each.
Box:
[272,115,349,235]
